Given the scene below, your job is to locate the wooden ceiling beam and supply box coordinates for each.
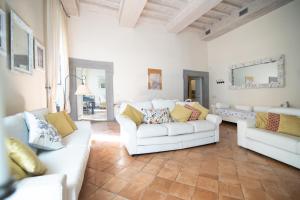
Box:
[202,0,293,41]
[166,0,222,33]
[210,8,231,16]
[221,0,243,9]
[119,0,148,27]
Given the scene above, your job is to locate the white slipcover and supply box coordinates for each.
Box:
[4,109,91,200]
[164,122,194,136]
[137,124,168,138]
[237,107,300,169]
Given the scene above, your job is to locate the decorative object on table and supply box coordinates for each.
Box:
[24,112,64,150]
[0,8,7,56]
[280,101,290,108]
[10,10,34,74]
[34,39,45,69]
[148,68,162,90]
[229,55,285,89]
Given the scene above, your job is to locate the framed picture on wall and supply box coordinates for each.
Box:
[0,8,6,56]
[148,68,162,90]
[34,39,45,69]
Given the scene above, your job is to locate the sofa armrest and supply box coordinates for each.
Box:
[116,115,137,155]
[237,119,255,147]
[206,114,222,125]
[6,174,66,200]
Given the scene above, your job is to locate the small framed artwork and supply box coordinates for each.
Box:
[0,8,6,56]
[34,39,46,69]
[148,68,162,90]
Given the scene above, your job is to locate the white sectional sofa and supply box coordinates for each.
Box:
[116,100,222,155]
[238,107,300,169]
[4,108,91,200]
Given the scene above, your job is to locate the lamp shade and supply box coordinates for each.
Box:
[75,84,92,96]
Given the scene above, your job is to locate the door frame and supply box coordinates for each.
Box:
[183,70,209,108]
[69,57,114,121]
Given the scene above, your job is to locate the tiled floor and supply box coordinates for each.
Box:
[79,122,300,200]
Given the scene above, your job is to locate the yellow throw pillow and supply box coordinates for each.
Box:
[192,102,209,120]
[256,112,268,129]
[46,112,74,137]
[121,104,144,125]
[278,114,300,137]
[6,138,47,175]
[63,111,77,131]
[170,104,192,122]
[9,157,27,180]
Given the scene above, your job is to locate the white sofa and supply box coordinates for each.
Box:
[238,107,300,169]
[3,108,91,200]
[213,102,273,123]
[116,100,222,155]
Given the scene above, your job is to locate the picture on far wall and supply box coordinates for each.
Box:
[34,39,45,69]
[0,8,6,56]
[148,68,162,90]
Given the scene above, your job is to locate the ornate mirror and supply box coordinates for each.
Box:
[229,55,285,89]
[10,10,33,74]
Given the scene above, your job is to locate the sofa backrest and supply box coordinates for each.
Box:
[268,108,300,117]
[3,108,49,147]
[152,99,177,111]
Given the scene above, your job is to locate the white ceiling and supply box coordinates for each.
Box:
[62,0,293,40]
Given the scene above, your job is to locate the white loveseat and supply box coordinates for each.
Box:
[3,108,91,200]
[238,107,300,169]
[116,100,222,155]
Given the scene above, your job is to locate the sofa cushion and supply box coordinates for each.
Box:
[137,131,215,145]
[246,128,300,154]
[121,104,144,125]
[137,124,168,138]
[170,105,192,122]
[278,114,300,137]
[152,99,176,111]
[38,146,89,199]
[63,121,91,147]
[164,122,194,136]
[187,120,215,132]
[191,103,209,120]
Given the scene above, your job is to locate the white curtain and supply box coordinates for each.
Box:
[46,0,70,113]
[60,7,71,113]
[46,0,61,112]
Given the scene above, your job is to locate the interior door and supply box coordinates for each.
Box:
[194,78,203,104]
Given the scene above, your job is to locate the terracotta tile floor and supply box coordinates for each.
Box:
[79,122,300,200]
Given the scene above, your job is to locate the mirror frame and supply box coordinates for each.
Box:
[10,10,33,74]
[0,9,6,56]
[229,55,285,89]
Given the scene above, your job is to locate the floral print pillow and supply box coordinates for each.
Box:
[141,108,171,124]
[24,112,64,150]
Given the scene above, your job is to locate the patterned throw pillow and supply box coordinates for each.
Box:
[141,108,171,124]
[266,113,280,132]
[24,112,64,150]
[184,104,201,121]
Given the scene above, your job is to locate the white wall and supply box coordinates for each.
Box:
[208,1,300,108]
[0,0,47,115]
[68,7,208,103]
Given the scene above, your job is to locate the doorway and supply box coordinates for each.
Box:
[69,58,114,121]
[183,70,209,108]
